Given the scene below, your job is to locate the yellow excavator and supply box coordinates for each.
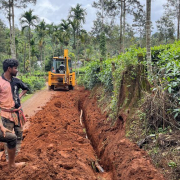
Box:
[48,49,76,90]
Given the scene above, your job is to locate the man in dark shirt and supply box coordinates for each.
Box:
[0,59,29,161]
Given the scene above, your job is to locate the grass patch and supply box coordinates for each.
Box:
[41,85,47,90]
[21,93,34,103]
[21,85,47,103]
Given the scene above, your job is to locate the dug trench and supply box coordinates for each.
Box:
[0,86,165,180]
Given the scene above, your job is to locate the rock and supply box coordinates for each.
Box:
[137,134,156,148]
[58,151,70,158]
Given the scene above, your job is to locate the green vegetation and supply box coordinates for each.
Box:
[21,93,34,103]
[77,42,180,124]
[21,81,47,103]
[0,1,180,179]
[76,40,180,180]
[18,71,46,94]
[168,161,177,168]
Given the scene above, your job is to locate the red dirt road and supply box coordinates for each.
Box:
[0,86,165,180]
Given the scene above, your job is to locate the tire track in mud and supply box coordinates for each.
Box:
[0,86,165,180]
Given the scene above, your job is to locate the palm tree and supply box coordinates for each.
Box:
[60,19,70,47]
[69,3,87,49]
[0,0,16,58]
[19,9,39,71]
[46,23,59,57]
[68,18,77,49]
[0,0,36,59]
[36,20,47,71]
[30,39,38,71]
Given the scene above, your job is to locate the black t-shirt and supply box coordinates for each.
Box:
[2,74,29,108]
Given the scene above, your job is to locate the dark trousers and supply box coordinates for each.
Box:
[2,117,22,160]
[0,129,17,149]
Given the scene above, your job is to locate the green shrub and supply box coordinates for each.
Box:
[18,73,46,94]
[81,61,101,90]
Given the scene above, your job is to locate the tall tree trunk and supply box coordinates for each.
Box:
[101,0,104,28]
[28,26,31,73]
[75,40,79,74]
[73,31,76,49]
[8,0,16,59]
[100,0,106,60]
[44,46,45,71]
[11,0,16,59]
[40,46,43,69]
[53,48,54,57]
[122,0,126,53]
[24,42,26,73]
[9,0,13,58]
[146,0,152,76]
[52,41,55,57]
[74,39,80,74]
[120,0,123,53]
[177,1,180,40]
[139,28,142,47]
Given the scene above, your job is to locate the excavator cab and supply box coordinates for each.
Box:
[48,49,75,90]
[54,59,65,73]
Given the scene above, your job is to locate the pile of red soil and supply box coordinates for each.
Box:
[0,86,165,180]
[0,88,98,180]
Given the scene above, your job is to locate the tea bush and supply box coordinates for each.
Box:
[18,71,46,94]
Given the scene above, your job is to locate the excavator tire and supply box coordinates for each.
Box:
[48,85,54,90]
[68,85,74,90]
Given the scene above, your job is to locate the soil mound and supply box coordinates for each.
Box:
[0,88,97,180]
[0,86,165,180]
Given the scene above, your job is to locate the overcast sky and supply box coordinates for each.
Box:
[0,0,166,33]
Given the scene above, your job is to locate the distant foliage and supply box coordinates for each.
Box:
[80,61,101,89]
[24,70,48,77]
[98,59,113,92]
[100,32,106,58]
[18,71,46,94]
[79,46,143,91]
[77,41,180,122]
